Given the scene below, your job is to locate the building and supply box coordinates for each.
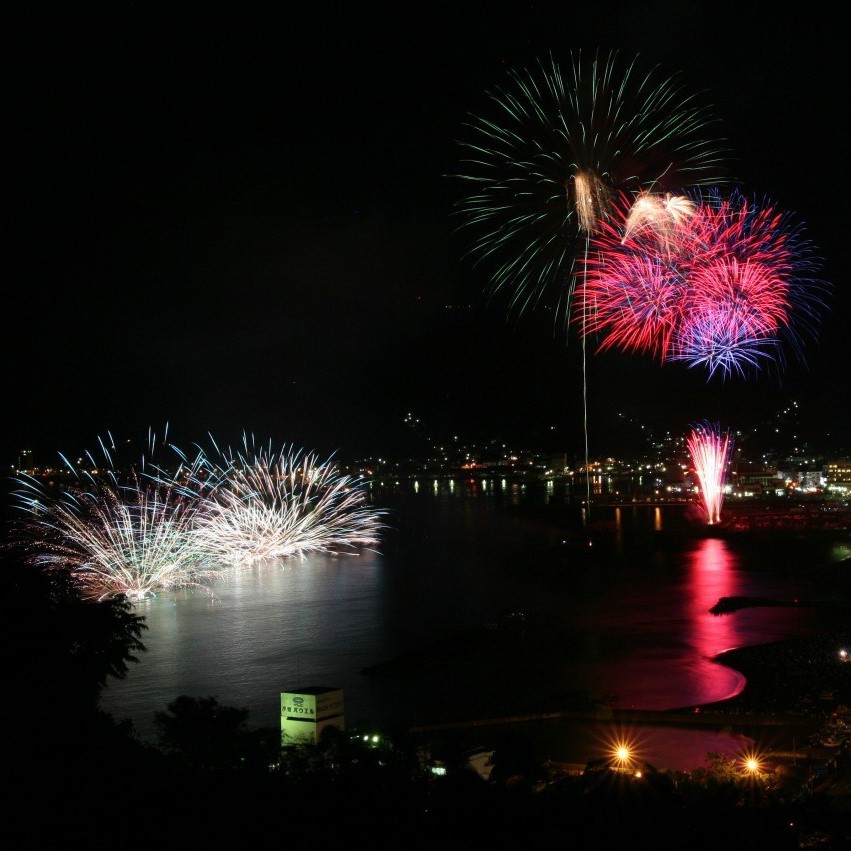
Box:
[280,686,345,746]
[731,464,784,497]
[774,462,826,493]
[825,459,851,498]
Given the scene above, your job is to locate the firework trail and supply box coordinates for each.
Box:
[9,428,222,600]
[574,189,829,378]
[686,421,734,525]
[186,435,386,567]
[454,50,730,515]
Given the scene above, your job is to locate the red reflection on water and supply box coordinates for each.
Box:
[687,536,747,671]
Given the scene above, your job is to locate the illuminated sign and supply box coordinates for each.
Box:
[281,688,345,746]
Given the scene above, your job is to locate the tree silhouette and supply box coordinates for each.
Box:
[1,552,147,724]
[1,552,152,844]
[154,694,251,769]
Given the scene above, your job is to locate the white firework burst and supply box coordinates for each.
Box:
[11,430,222,600]
[189,438,386,567]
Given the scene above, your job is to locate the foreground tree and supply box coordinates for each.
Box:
[154,694,251,770]
[1,553,147,728]
[1,552,153,843]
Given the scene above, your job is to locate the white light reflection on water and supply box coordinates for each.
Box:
[101,553,392,742]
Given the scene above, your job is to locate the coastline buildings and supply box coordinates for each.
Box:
[8,426,850,505]
[346,444,851,505]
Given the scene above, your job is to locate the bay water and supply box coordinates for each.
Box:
[99,479,851,767]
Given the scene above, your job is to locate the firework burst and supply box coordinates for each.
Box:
[454,51,730,518]
[453,49,730,326]
[576,191,691,360]
[575,188,829,378]
[187,436,386,566]
[687,421,734,525]
[9,430,222,600]
[668,189,829,377]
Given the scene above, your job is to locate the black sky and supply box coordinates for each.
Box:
[4,2,849,466]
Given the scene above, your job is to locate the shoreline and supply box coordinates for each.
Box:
[400,622,851,772]
[697,630,851,717]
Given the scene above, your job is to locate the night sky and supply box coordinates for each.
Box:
[5,2,849,467]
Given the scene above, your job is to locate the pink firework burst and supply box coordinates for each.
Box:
[667,190,827,376]
[574,188,829,379]
[686,421,734,525]
[686,258,790,338]
[671,256,789,378]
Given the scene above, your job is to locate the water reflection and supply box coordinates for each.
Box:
[687,538,744,659]
[98,489,846,744]
[683,538,747,705]
[613,506,623,548]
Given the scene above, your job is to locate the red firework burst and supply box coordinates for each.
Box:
[574,191,693,361]
[573,188,827,379]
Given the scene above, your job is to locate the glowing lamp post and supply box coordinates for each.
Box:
[741,751,764,807]
[610,739,637,773]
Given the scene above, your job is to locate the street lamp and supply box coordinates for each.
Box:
[610,740,635,772]
[740,750,764,809]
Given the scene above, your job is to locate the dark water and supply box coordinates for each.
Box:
[99,479,851,764]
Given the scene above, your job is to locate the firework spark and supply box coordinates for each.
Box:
[187,436,386,566]
[686,421,734,525]
[453,49,730,326]
[10,430,221,600]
